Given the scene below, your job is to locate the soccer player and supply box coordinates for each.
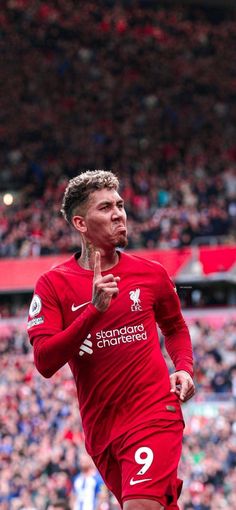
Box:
[72,451,105,510]
[28,170,195,510]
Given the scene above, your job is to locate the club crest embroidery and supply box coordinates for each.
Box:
[129,288,142,311]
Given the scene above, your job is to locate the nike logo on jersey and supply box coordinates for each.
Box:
[71,301,90,312]
[129,477,152,486]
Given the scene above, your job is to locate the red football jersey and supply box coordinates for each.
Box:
[28,251,193,455]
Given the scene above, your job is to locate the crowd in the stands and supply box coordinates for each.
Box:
[0,316,236,509]
[0,1,236,257]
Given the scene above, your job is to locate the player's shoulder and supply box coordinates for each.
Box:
[121,251,167,275]
[36,254,78,285]
[49,254,77,274]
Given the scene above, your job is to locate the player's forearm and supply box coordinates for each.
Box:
[164,319,194,378]
[155,285,194,378]
[32,304,102,378]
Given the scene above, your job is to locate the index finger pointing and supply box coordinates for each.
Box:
[94,251,102,279]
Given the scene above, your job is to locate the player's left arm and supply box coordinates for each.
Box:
[154,265,195,402]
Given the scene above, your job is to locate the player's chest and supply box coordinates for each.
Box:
[59,273,155,327]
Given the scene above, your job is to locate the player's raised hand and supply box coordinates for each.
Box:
[92,251,120,312]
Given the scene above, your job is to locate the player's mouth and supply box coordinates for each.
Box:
[113,225,128,247]
[114,224,127,233]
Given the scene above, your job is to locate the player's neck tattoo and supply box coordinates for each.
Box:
[79,242,119,271]
[80,243,94,270]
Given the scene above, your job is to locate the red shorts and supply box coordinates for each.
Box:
[93,419,184,509]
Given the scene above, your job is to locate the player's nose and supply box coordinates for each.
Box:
[112,206,123,218]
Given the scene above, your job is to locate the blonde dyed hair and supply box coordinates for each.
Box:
[61,169,119,224]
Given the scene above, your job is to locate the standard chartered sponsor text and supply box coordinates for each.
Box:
[96,323,147,348]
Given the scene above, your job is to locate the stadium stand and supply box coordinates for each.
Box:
[0,0,236,257]
[0,1,236,509]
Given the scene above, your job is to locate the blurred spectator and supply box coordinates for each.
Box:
[47,501,71,510]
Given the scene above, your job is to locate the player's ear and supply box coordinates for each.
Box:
[72,215,87,233]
